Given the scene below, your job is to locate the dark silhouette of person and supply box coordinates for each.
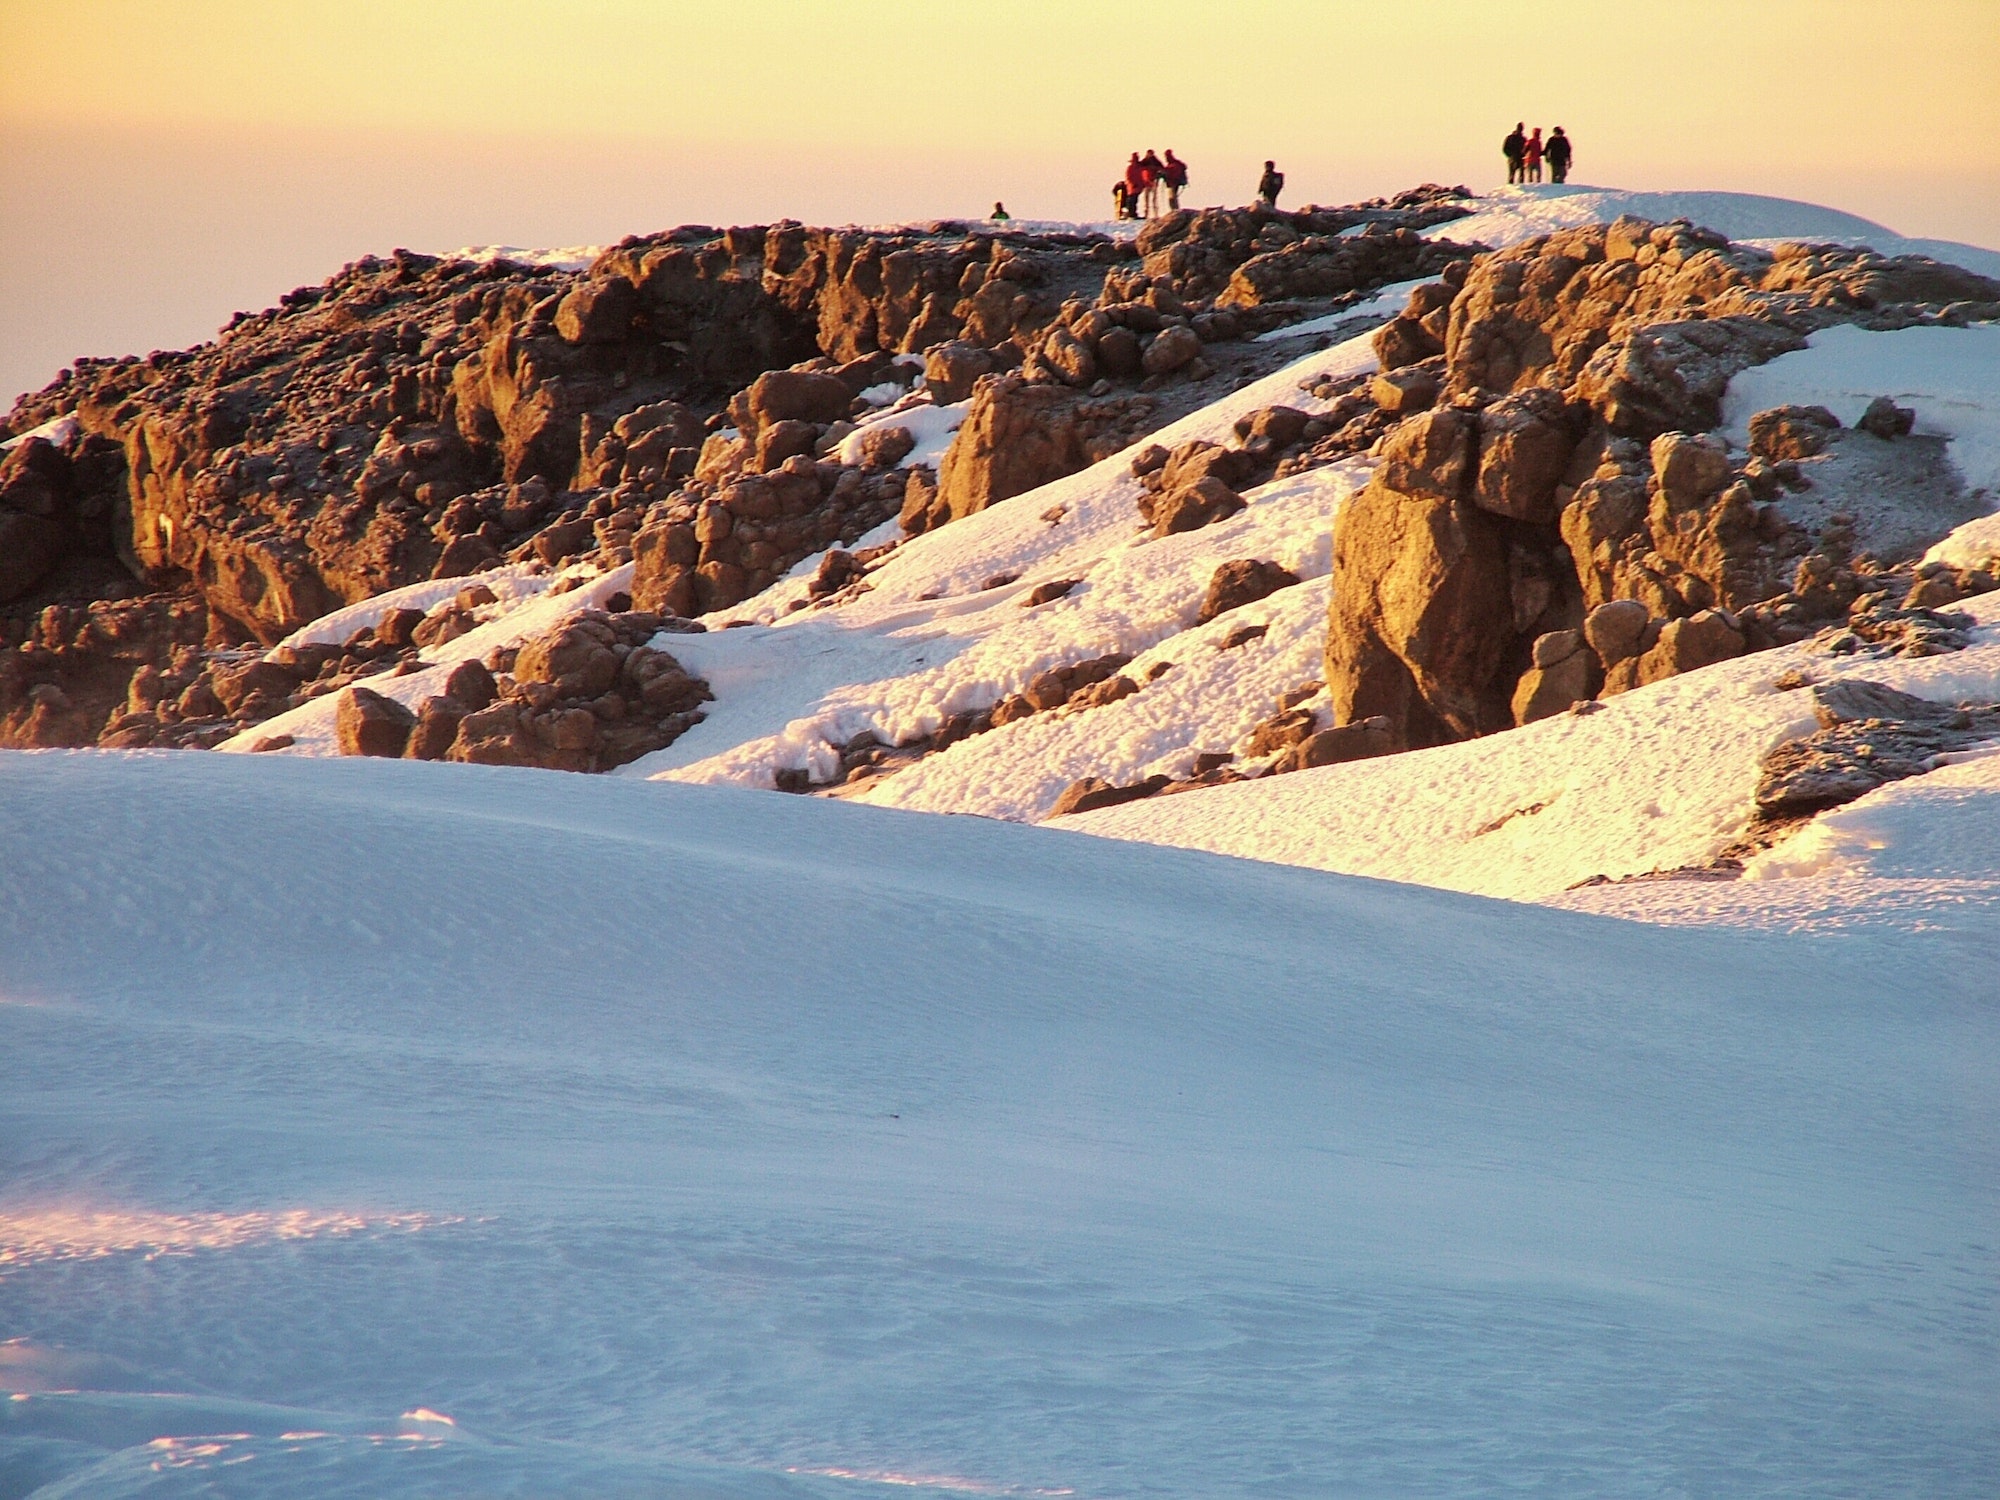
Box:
[1163,150,1189,210]
[1123,153,1147,219]
[1524,127,1544,183]
[990,201,1011,222]
[1503,122,1527,184]
[1256,160,1284,209]
[1139,149,1165,216]
[1112,180,1131,219]
[1545,127,1573,185]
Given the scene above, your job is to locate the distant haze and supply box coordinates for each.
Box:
[5,0,1997,407]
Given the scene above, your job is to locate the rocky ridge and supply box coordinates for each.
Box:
[1323,216,2000,749]
[4,190,1478,752]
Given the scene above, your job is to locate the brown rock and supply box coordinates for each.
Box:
[514,619,620,698]
[1472,388,1579,523]
[1048,774,1169,817]
[1370,368,1439,415]
[1746,404,1840,462]
[1198,559,1301,623]
[1510,630,1599,724]
[854,422,917,469]
[433,533,503,580]
[1275,717,1395,771]
[442,658,498,709]
[1324,477,1518,746]
[1142,324,1202,376]
[1376,408,1476,502]
[933,376,1156,527]
[1582,599,1651,662]
[922,342,999,404]
[336,684,416,757]
[1857,396,1916,440]
[405,696,468,760]
[1021,578,1082,607]
[554,277,639,344]
[446,700,537,766]
[1153,476,1246,537]
[1635,608,1745,685]
[748,369,853,432]
[1372,315,1445,372]
[375,606,426,648]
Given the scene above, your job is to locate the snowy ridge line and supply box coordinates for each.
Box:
[1431,184,2000,277]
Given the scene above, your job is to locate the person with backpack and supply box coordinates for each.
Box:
[1256,160,1284,210]
[1544,127,1573,185]
[1503,122,1527,184]
[1123,153,1147,219]
[1524,127,1544,184]
[1162,150,1189,210]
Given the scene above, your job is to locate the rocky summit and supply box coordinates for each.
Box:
[6,185,1999,827]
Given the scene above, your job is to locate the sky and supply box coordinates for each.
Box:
[4,0,1998,405]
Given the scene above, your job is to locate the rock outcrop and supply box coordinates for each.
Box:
[1324,215,2000,747]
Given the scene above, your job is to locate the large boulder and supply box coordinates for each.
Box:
[929,377,1157,528]
[1324,477,1518,747]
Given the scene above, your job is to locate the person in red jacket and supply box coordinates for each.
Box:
[1162,150,1189,210]
[1524,127,1544,184]
[1123,153,1147,219]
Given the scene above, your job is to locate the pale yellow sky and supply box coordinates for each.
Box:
[4,0,1998,403]
[5,0,1998,176]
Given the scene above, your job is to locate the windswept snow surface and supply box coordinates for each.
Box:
[2,750,1996,1496]
[1433,184,2000,277]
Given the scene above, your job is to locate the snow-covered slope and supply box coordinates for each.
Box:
[1071,588,2000,910]
[1432,183,2000,277]
[2,751,1995,1495]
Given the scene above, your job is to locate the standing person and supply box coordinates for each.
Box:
[1123,153,1147,220]
[1256,159,1284,210]
[1139,149,1166,216]
[1545,126,1572,185]
[1503,122,1527,184]
[1524,127,1544,184]
[1112,179,1132,220]
[990,201,1011,223]
[1163,149,1188,210]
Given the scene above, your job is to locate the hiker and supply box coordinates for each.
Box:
[1503,122,1527,184]
[1139,149,1166,216]
[1545,127,1572,185]
[1524,127,1544,184]
[1123,153,1147,219]
[1256,160,1284,210]
[1163,149,1188,210]
[990,201,1011,222]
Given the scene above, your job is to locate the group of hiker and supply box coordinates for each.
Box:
[1113,150,1190,219]
[1004,124,1578,226]
[1503,123,1573,184]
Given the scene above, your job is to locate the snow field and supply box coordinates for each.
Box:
[1,750,1996,1494]
[1070,589,2000,904]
